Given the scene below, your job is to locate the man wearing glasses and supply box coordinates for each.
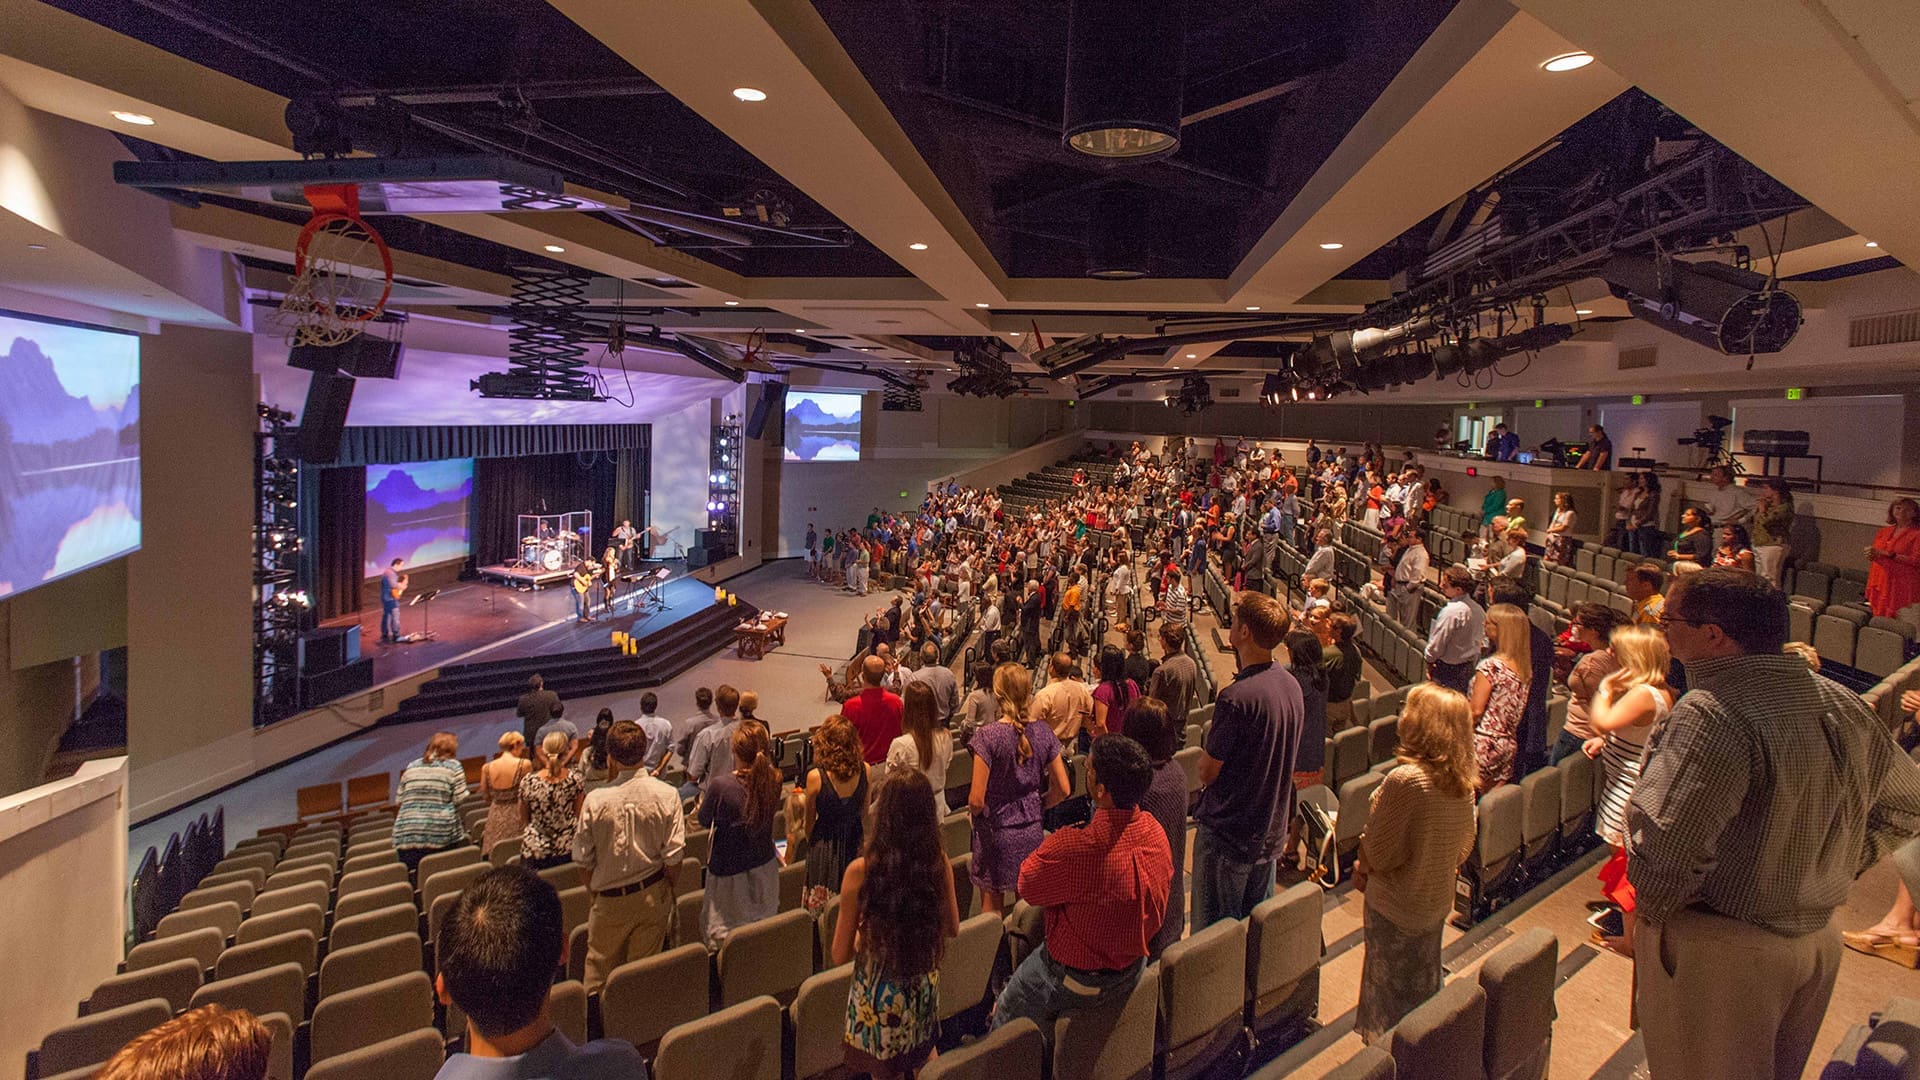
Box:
[1626,568,1920,1080]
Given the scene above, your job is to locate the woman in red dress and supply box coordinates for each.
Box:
[1867,497,1920,618]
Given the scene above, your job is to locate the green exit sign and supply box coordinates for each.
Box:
[1533,399,1545,408]
[1631,394,1645,405]
[1786,387,1805,400]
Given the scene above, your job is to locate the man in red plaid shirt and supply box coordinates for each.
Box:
[991,734,1172,1030]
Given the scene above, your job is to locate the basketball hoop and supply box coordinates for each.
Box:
[278,183,394,347]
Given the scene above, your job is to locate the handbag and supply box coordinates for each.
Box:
[1296,796,1340,888]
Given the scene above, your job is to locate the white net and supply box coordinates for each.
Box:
[278,217,391,347]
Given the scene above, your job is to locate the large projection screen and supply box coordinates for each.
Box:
[783,390,863,462]
[0,311,141,600]
[364,459,474,576]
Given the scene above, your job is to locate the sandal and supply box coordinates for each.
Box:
[1842,929,1920,967]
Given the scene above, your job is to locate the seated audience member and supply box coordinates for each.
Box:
[574,721,685,992]
[699,721,782,949]
[833,772,960,1079]
[436,866,648,1078]
[95,1005,270,1080]
[991,735,1172,1030]
[1713,523,1756,573]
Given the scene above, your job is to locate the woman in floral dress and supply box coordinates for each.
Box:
[518,731,584,871]
[834,771,959,1078]
[1468,604,1532,796]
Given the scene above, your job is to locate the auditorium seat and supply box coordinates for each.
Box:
[1793,564,1835,606]
[421,862,490,932]
[938,913,1004,1027]
[1457,786,1524,924]
[1519,768,1561,880]
[790,964,856,1080]
[125,926,225,974]
[1336,772,1386,862]
[488,837,522,868]
[674,889,705,949]
[341,849,397,876]
[942,812,973,859]
[1386,978,1487,1080]
[302,1028,444,1080]
[1832,569,1870,609]
[1283,1044,1394,1079]
[261,862,333,896]
[319,932,422,1000]
[603,943,713,1057]
[778,859,810,912]
[717,908,815,1006]
[815,894,841,967]
[1158,917,1249,1080]
[178,880,256,916]
[550,979,589,1046]
[250,881,329,920]
[1367,715,1399,766]
[684,828,713,867]
[230,834,286,859]
[197,867,267,896]
[1479,927,1559,1080]
[335,882,414,924]
[309,971,435,1067]
[190,960,306,1024]
[1330,727,1370,791]
[923,1016,1044,1080]
[297,782,345,821]
[85,958,202,1017]
[1555,753,1596,858]
[1859,619,1914,678]
[338,862,409,899]
[1245,883,1322,1048]
[235,902,324,949]
[215,928,317,981]
[33,999,172,1079]
[1176,746,1205,797]
[1816,613,1860,667]
[212,849,279,879]
[653,996,784,1080]
[950,854,976,919]
[156,900,243,943]
[534,861,579,892]
[1005,899,1046,971]
[414,845,481,889]
[344,772,391,815]
[1055,965,1160,1080]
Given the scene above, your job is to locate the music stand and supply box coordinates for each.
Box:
[407,589,441,642]
[648,568,672,610]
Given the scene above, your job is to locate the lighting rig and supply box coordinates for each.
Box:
[1167,374,1213,413]
[253,403,310,725]
[705,413,743,561]
[946,338,1029,398]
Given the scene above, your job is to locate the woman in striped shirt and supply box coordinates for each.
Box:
[392,731,470,879]
[1583,625,1674,851]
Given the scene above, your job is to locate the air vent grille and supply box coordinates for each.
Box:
[1618,346,1657,370]
[1116,388,1134,398]
[1850,309,1920,348]
[1217,387,1243,399]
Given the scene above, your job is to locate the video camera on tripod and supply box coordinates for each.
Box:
[1678,415,1741,470]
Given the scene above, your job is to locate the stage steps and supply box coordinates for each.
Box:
[387,599,757,723]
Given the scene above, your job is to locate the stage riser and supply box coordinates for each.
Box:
[387,601,757,724]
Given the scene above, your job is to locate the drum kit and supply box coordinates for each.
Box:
[519,530,586,572]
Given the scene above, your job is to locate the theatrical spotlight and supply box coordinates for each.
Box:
[1173,374,1212,413]
[1600,253,1802,355]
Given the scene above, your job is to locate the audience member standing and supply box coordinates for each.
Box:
[699,722,782,949]
[804,716,869,905]
[992,735,1172,1030]
[1424,567,1485,696]
[1146,622,1199,724]
[888,682,955,816]
[834,772,960,1079]
[905,641,960,724]
[519,732,585,872]
[479,733,532,858]
[1628,569,1920,1080]
[1193,592,1305,928]
[633,692,672,773]
[574,721,684,992]
[681,684,744,799]
[666,687,717,771]
[1091,644,1141,738]
[1553,605,1624,764]
[1488,582,1554,777]
[1322,613,1363,731]
[1354,685,1479,1042]
[394,732,470,878]
[1126,699,1190,958]
[1285,631,1329,795]
[1031,653,1095,752]
[1867,497,1920,619]
[517,675,562,753]
[843,656,906,765]
[1585,625,1673,856]
[958,662,998,748]
[1386,528,1430,628]
[1750,480,1794,588]
[1469,604,1531,795]
[968,663,1069,914]
[435,867,647,1076]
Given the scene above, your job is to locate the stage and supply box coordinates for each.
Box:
[326,561,717,688]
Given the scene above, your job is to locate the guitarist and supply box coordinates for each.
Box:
[613,519,639,570]
[572,560,596,623]
[379,558,408,643]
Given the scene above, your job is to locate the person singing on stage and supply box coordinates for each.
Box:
[602,544,620,614]
[379,558,408,643]
[572,561,596,623]
[613,520,639,570]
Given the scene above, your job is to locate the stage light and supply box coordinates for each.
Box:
[1318,242,1344,250]
[1542,51,1594,72]
[1601,253,1801,354]
[732,87,768,102]
[1063,0,1184,159]
[909,242,929,251]
[111,110,156,126]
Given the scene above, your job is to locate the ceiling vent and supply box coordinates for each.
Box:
[1617,346,1657,370]
[1216,386,1243,399]
[1849,308,1920,348]
[1116,388,1135,398]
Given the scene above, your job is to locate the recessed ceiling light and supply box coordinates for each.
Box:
[543,244,566,253]
[1575,308,1593,315]
[908,242,929,251]
[25,243,47,251]
[1009,332,1022,337]
[732,87,767,102]
[1866,241,1880,248]
[975,302,990,308]
[1245,306,1261,311]
[1542,51,1594,73]
[110,110,156,126]
[724,300,740,306]
[1186,353,1197,359]
[1318,242,1344,250]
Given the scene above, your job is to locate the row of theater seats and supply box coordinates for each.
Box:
[1822,996,1920,1078]
[131,807,226,942]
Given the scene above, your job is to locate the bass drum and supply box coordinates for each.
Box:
[541,548,565,571]
[522,543,542,565]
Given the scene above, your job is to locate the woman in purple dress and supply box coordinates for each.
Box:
[967,662,1069,915]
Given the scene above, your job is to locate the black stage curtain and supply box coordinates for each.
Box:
[471,451,630,568]
[333,424,647,465]
[312,465,366,621]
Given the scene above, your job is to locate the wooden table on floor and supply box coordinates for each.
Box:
[733,615,789,660]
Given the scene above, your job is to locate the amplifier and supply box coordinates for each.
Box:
[1742,429,1811,456]
[300,656,375,710]
[297,625,361,675]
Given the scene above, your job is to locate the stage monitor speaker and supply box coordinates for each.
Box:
[745,382,786,440]
[686,546,711,569]
[293,373,355,462]
[300,656,374,710]
[296,625,361,675]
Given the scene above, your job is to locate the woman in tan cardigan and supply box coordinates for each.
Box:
[1353,683,1480,1042]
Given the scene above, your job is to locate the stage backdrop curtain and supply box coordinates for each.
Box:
[333,424,647,465]
[471,452,631,568]
[311,465,366,621]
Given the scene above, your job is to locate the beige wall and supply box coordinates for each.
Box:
[127,326,257,819]
[0,561,127,796]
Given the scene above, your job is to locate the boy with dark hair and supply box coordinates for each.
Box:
[436,866,647,1077]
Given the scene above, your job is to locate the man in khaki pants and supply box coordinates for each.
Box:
[1627,569,1920,1079]
[574,720,685,993]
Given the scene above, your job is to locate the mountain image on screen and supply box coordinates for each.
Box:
[784,392,861,462]
[0,330,142,600]
[365,461,473,576]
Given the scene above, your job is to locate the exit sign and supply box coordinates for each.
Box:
[1630,394,1645,405]
[1533,399,1545,408]
[1786,387,1805,400]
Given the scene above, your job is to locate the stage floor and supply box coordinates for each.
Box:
[328,562,716,686]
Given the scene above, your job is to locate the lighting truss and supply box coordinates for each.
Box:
[253,404,309,725]
[706,415,743,560]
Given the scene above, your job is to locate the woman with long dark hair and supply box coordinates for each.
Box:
[1091,643,1140,738]
[699,720,782,948]
[887,682,955,816]
[836,771,960,1079]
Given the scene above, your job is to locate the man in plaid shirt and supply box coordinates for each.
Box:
[1628,568,1920,1080]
